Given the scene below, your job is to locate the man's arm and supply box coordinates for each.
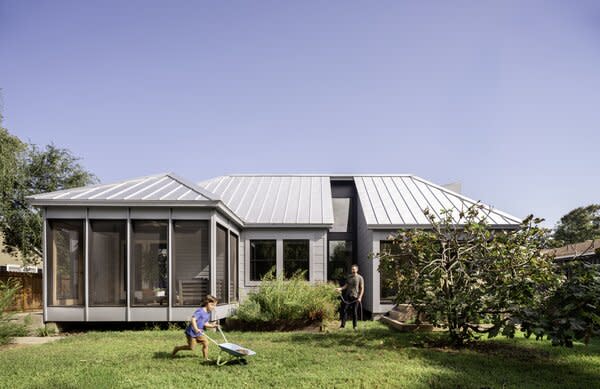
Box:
[358,277,364,302]
[336,284,347,292]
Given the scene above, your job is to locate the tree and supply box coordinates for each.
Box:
[377,204,560,346]
[553,205,600,245]
[0,124,97,264]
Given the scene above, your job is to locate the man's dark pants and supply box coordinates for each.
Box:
[340,299,359,329]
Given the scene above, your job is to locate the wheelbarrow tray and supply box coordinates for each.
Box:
[216,343,256,366]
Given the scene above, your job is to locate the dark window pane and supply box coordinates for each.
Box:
[283,240,309,280]
[250,240,276,281]
[216,225,228,303]
[328,240,353,282]
[380,241,399,304]
[89,220,126,306]
[131,221,168,306]
[47,220,84,306]
[172,221,209,307]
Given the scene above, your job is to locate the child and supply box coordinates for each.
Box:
[172,295,219,360]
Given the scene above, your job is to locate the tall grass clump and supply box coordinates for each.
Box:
[233,270,338,329]
[0,278,28,344]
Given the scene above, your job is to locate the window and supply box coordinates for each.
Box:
[216,225,228,303]
[89,220,126,306]
[380,241,400,304]
[283,240,309,280]
[172,221,209,307]
[229,233,239,303]
[47,220,84,306]
[131,221,168,306]
[328,240,352,282]
[331,198,353,233]
[250,240,276,281]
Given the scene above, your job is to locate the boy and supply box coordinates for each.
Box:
[172,295,219,360]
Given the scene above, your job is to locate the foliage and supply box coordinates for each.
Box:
[377,203,560,345]
[520,261,600,347]
[234,269,338,325]
[553,204,600,245]
[36,324,56,337]
[0,124,97,265]
[0,278,28,344]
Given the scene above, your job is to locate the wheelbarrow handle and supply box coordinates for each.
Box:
[217,325,229,344]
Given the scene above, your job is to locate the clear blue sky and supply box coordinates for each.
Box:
[1,1,599,228]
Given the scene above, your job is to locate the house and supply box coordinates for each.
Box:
[543,239,600,265]
[27,173,521,323]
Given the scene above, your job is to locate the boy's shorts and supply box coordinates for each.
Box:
[187,334,208,347]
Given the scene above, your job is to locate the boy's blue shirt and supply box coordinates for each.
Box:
[185,307,210,337]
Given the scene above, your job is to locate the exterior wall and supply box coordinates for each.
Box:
[43,206,240,322]
[239,228,328,298]
[355,197,374,313]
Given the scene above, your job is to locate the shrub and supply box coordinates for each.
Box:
[0,278,27,344]
[233,270,338,329]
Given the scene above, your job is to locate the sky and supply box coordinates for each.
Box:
[1,1,599,228]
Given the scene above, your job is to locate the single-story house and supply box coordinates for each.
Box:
[27,173,520,323]
[543,239,600,265]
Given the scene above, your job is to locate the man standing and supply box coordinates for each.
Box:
[336,264,364,329]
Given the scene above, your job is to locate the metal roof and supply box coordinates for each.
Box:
[353,175,521,227]
[28,173,219,203]
[199,175,334,225]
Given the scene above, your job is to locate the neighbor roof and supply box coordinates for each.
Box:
[27,173,220,205]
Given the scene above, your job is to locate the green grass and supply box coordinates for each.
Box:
[1,322,599,389]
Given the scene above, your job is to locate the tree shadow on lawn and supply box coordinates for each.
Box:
[274,329,600,387]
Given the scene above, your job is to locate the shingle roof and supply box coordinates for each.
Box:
[199,175,334,225]
[28,173,219,203]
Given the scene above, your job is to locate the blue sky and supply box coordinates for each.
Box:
[1,1,599,227]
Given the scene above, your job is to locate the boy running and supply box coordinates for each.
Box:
[172,295,219,360]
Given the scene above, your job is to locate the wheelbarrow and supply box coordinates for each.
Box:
[203,327,256,366]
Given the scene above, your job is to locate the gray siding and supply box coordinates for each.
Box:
[356,196,374,313]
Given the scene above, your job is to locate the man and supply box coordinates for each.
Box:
[336,264,364,329]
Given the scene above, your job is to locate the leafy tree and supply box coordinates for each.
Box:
[377,204,560,346]
[0,124,97,264]
[553,205,600,245]
[520,260,600,347]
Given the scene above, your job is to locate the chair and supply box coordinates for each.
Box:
[178,278,209,305]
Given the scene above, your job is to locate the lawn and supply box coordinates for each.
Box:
[1,322,599,389]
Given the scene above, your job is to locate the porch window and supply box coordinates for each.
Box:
[250,240,276,281]
[131,221,168,306]
[47,220,84,306]
[229,233,239,303]
[283,240,309,280]
[89,220,126,306]
[172,220,209,307]
[215,225,228,303]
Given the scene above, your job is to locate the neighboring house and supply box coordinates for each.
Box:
[27,173,520,323]
[543,239,600,265]
[0,233,41,274]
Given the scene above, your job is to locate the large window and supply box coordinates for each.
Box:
[47,220,84,306]
[331,198,353,233]
[283,240,309,280]
[250,240,276,281]
[379,241,400,304]
[172,221,209,307]
[216,225,228,303]
[89,220,126,306]
[328,240,352,282]
[131,221,168,306]
[229,233,239,303]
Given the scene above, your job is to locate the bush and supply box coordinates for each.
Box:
[0,278,27,344]
[233,270,338,329]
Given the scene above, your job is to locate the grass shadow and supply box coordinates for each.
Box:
[153,351,173,359]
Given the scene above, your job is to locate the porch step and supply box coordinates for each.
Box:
[388,304,417,322]
[379,316,434,332]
